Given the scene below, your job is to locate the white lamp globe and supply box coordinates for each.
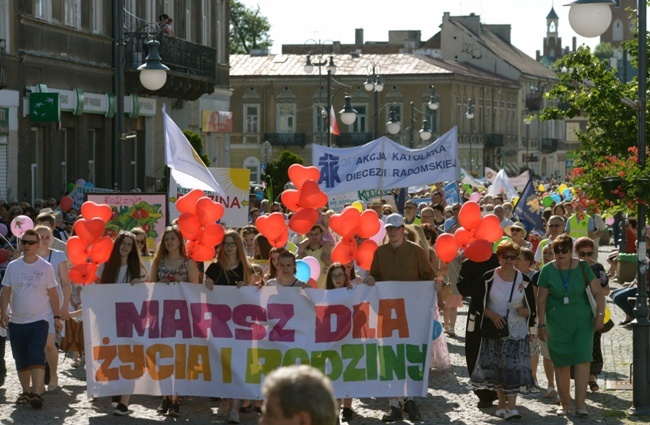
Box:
[567,2,613,38]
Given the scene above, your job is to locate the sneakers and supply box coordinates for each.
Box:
[228,410,240,424]
[341,407,354,422]
[113,403,130,416]
[157,397,171,415]
[111,395,121,408]
[403,400,422,421]
[504,409,522,420]
[167,402,180,418]
[381,406,402,422]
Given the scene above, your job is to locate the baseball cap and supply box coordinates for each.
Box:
[384,213,405,228]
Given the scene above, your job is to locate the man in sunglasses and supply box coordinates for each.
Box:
[0,229,61,409]
[534,215,566,269]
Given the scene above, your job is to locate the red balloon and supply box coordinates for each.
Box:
[329,207,361,238]
[199,223,225,246]
[454,227,473,250]
[357,210,380,239]
[0,248,8,264]
[256,212,288,241]
[268,227,289,248]
[306,278,318,288]
[176,189,205,215]
[186,240,216,263]
[81,201,113,223]
[68,236,90,266]
[331,237,358,264]
[464,239,494,262]
[196,197,225,225]
[280,189,301,212]
[89,237,114,265]
[435,233,459,263]
[73,218,105,245]
[355,240,378,270]
[59,196,73,213]
[69,263,99,285]
[458,202,482,231]
[288,164,321,190]
[177,213,201,241]
[289,208,319,235]
[474,214,504,243]
[298,180,328,210]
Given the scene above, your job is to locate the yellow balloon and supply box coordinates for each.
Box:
[558,184,568,194]
[604,306,611,323]
[351,201,363,212]
[570,187,576,194]
[538,184,546,192]
[512,196,519,205]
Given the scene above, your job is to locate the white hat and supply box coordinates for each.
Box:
[505,221,527,237]
[385,213,405,228]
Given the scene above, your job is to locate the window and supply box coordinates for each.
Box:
[277,104,295,133]
[244,105,259,134]
[91,0,102,34]
[34,0,52,22]
[202,0,209,45]
[0,0,9,49]
[185,0,192,41]
[88,129,96,183]
[243,156,260,184]
[352,105,367,133]
[386,104,402,127]
[613,19,624,42]
[64,0,80,29]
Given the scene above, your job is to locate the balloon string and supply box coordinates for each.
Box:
[0,235,16,252]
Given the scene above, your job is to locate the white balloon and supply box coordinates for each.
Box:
[369,222,386,244]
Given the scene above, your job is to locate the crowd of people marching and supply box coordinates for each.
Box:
[0,179,636,422]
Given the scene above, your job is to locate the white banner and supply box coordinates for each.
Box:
[82,282,435,399]
[313,128,458,196]
[488,169,519,200]
[509,170,530,191]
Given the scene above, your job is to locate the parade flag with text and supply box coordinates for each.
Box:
[163,104,226,198]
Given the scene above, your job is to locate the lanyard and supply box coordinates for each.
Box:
[560,259,572,295]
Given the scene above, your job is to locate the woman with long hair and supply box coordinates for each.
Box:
[265,251,304,287]
[251,234,272,276]
[96,231,147,416]
[148,225,199,417]
[130,227,150,257]
[264,247,287,283]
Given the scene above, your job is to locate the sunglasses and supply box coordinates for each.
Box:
[578,251,593,257]
[136,239,146,245]
[20,240,38,245]
[510,228,522,233]
[549,224,563,228]
[554,247,571,254]
[500,254,518,261]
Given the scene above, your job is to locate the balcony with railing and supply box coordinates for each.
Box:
[336,133,373,147]
[264,133,307,148]
[541,138,559,153]
[124,33,226,100]
[485,133,505,148]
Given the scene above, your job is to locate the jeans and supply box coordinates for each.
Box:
[611,286,637,318]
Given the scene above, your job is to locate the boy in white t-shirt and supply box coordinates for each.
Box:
[0,229,60,409]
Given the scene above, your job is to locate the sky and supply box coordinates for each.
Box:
[238,0,607,60]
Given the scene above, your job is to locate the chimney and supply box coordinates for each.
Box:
[355,28,364,45]
[572,36,577,52]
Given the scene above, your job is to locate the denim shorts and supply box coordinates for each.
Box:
[8,320,48,371]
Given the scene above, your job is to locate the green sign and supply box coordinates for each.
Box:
[29,93,60,122]
[0,107,8,134]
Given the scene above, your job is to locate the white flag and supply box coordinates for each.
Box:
[163,105,226,198]
[488,169,518,200]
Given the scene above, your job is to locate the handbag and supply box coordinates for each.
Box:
[481,271,517,339]
[579,261,598,318]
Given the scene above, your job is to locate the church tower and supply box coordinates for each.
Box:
[543,6,562,60]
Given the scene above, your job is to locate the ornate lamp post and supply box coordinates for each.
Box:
[524,109,532,168]
[566,0,649,415]
[364,63,384,139]
[466,99,475,173]
[304,40,337,146]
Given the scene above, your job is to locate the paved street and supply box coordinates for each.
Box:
[0,243,647,424]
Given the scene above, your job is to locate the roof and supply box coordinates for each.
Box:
[229,53,517,86]
[547,7,559,20]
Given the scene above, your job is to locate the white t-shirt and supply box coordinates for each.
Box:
[41,248,67,308]
[96,263,147,284]
[2,256,58,324]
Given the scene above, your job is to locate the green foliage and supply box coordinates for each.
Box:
[230,0,272,54]
[105,202,163,246]
[262,150,304,201]
[183,130,211,166]
[593,42,614,61]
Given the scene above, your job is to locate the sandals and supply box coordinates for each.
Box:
[29,393,44,409]
[543,388,557,399]
[16,393,31,405]
[71,357,81,368]
[495,408,506,418]
[556,407,568,416]
[576,409,589,417]
[589,380,599,392]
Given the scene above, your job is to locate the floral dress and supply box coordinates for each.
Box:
[157,258,190,283]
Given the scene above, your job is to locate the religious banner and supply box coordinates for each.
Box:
[313,127,458,196]
[82,281,436,399]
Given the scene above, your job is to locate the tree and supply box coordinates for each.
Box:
[230,0,272,54]
[183,130,211,166]
[594,42,614,62]
[262,150,304,202]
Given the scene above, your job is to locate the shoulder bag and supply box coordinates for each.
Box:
[481,271,517,339]
[579,261,614,333]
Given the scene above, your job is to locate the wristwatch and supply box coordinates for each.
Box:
[53,315,61,319]
[597,312,605,316]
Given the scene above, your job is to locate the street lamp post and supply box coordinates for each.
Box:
[113,0,168,190]
[566,0,649,415]
[364,63,384,139]
[524,109,532,169]
[466,99,475,173]
[304,41,337,146]
[410,102,433,147]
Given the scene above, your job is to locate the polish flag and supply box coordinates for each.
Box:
[329,105,340,136]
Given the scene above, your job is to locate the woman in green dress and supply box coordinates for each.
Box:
[537,235,605,417]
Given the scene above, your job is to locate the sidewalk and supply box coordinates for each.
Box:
[0,243,645,424]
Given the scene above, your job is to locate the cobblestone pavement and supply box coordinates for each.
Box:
[0,244,647,424]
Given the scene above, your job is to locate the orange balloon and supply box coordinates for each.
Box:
[89,237,114,265]
[329,207,360,238]
[199,223,225,246]
[355,240,378,270]
[458,202,482,231]
[464,239,494,262]
[357,210,380,239]
[256,212,288,241]
[280,189,301,212]
[0,248,9,263]
[59,196,73,213]
[175,189,204,215]
[288,164,321,190]
[69,263,99,285]
[331,237,358,264]
[73,218,106,245]
[454,227,473,250]
[289,208,319,235]
[186,240,216,263]
[177,213,201,241]
[81,201,113,223]
[268,227,289,248]
[306,278,318,288]
[474,214,504,243]
[435,233,458,263]
[67,236,90,266]
[196,197,225,225]
[298,180,328,210]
